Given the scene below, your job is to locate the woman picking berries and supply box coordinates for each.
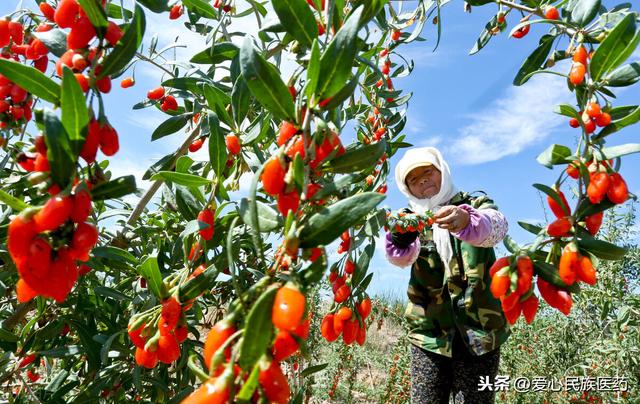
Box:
[385,147,509,403]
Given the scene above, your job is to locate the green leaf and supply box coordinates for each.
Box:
[136,0,169,13]
[469,15,497,56]
[61,67,89,155]
[238,284,277,370]
[590,14,639,82]
[299,192,385,248]
[536,144,572,168]
[203,84,233,127]
[318,72,360,110]
[151,172,211,187]
[163,77,205,95]
[0,190,30,212]
[107,4,134,19]
[90,176,137,201]
[514,35,554,86]
[100,330,125,364]
[534,260,581,293]
[239,198,282,232]
[138,256,168,299]
[304,39,321,100]
[179,264,220,301]
[182,0,217,18]
[316,6,363,100]
[328,139,386,173]
[237,365,261,401]
[0,59,60,104]
[576,228,628,260]
[32,29,68,58]
[143,151,178,180]
[567,0,601,26]
[272,0,318,47]
[518,220,544,235]
[92,246,137,265]
[604,62,640,87]
[43,110,75,188]
[207,112,227,179]
[503,235,519,254]
[191,43,239,64]
[78,0,109,29]
[0,328,18,343]
[231,75,250,126]
[94,286,129,301]
[151,114,191,141]
[593,105,640,140]
[300,363,329,378]
[533,183,568,217]
[554,104,580,119]
[239,36,296,122]
[98,5,145,78]
[601,143,640,160]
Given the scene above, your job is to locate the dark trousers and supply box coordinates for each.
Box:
[410,332,500,404]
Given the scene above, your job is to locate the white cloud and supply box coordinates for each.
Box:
[444,72,571,165]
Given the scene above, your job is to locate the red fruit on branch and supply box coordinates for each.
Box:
[607,172,628,204]
[8,215,38,260]
[71,222,99,257]
[595,112,611,127]
[569,118,580,128]
[576,255,596,285]
[490,271,510,298]
[558,243,580,285]
[586,102,601,118]
[547,217,572,237]
[515,256,533,295]
[277,190,300,217]
[99,123,119,156]
[547,188,571,219]
[511,18,530,38]
[75,74,89,92]
[169,4,184,20]
[572,45,588,66]
[26,369,40,382]
[19,353,37,368]
[500,291,521,312]
[489,256,510,277]
[544,6,559,20]
[277,121,298,146]
[521,295,539,324]
[156,334,180,363]
[182,374,230,404]
[584,211,603,235]
[40,3,56,21]
[188,138,204,153]
[569,62,586,85]
[321,314,339,342]
[71,190,92,223]
[391,30,401,41]
[34,195,73,232]
[584,118,596,134]
[147,86,165,100]
[203,320,236,369]
[503,300,522,325]
[162,296,182,330]
[345,259,355,275]
[357,297,372,319]
[261,157,286,196]
[120,77,135,88]
[334,284,351,303]
[342,318,358,345]
[135,346,158,369]
[96,76,112,93]
[587,171,610,204]
[128,323,147,349]
[197,208,215,241]
[160,95,178,112]
[272,330,299,361]
[259,361,290,404]
[55,0,79,28]
[272,285,305,332]
[225,133,241,155]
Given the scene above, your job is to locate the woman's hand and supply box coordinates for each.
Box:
[433,205,470,233]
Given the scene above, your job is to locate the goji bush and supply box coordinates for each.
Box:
[0,0,639,402]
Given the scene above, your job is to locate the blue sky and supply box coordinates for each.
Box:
[3,1,639,300]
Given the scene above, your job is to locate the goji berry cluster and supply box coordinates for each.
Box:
[569,44,589,86]
[568,101,611,133]
[263,121,344,218]
[147,86,178,112]
[128,296,190,369]
[8,189,97,303]
[489,256,540,323]
[0,17,41,130]
[384,209,433,233]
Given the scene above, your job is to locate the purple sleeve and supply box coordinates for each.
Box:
[451,204,508,247]
[384,232,421,268]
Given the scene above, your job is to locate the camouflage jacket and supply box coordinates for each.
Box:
[404,191,510,357]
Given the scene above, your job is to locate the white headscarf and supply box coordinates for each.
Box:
[394,147,458,275]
